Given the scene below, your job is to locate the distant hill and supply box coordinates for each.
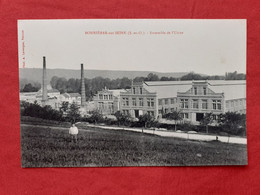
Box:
[19,68,193,83]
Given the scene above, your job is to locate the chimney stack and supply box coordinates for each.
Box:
[42,56,47,105]
[81,63,86,106]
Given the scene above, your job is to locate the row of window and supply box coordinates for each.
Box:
[158,98,176,105]
[98,94,113,100]
[226,99,246,108]
[132,87,143,95]
[122,97,155,107]
[180,99,222,110]
[98,102,113,110]
[158,108,175,114]
[122,110,155,116]
[193,87,207,95]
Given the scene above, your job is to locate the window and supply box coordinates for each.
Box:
[202,100,208,109]
[165,99,168,105]
[180,99,188,109]
[99,94,103,100]
[194,87,197,95]
[212,100,216,110]
[139,98,144,107]
[212,114,218,120]
[171,98,175,104]
[165,108,168,113]
[147,111,154,116]
[108,102,113,112]
[192,99,199,109]
[98,102,104,109]
[123,110,129,115]
[184,113,188,119]
[158,99,162,105]
[181,113,188,119]
[122,98,129,106]
[109,94,113,100]
[133,87,136,94]
[132,98,137,106]
[104,95,108,100]
[203,87,207,95]
[212,100,221,110]
[140,87,143,94]
[147,98,154,107]
[217,100,221,110]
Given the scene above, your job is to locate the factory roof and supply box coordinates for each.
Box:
[144,80,246,101]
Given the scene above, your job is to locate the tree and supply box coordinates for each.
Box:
[218,112,246,135]
[200,113,214,134]
[180,72,205,81]
[145,73,160,81]
[163,111,183,131]
[225,71,246,80]
[138,113,155,129]
[67,102,80,123]
[60,102,69,114]
[21,101,63,121]
[89,110,103,124]
[114,111,132,126]
[22,83,40,92]
[133,76,145,83]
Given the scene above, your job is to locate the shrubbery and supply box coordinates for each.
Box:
[20,101,246,136]
[21,101,63,121]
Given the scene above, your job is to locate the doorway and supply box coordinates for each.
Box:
[134,110,139,118]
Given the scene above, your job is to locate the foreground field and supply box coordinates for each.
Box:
[21,124,247,167]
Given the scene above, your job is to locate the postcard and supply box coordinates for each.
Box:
[18,19,247,167]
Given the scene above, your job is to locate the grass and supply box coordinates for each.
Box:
[21,124,247,167]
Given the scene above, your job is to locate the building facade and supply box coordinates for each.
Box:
[177,81,225,121]
[59,93,81,105]
[93,88,126,115]
[144,80,246,122]
[119,82,158,118]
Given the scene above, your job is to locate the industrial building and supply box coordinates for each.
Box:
[19,57,246,123]
[93,87,126,115]
[143,80,246,122]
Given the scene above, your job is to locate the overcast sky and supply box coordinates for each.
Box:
[18,19,246,75]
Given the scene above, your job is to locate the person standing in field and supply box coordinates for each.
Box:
[69,123,79,143]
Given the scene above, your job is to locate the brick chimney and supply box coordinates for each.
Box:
[81,63,86,106]
[42,56,47,105]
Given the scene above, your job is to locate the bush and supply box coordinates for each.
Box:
[88,110,104,124]
[177,122,197,132]
[21,102,63,121]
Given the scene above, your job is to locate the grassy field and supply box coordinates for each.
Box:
[21,124,247,167]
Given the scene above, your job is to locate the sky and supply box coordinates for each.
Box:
[18,19,246,75]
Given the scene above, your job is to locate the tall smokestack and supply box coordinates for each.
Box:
[81,63,86,106]
[42,56,47,105]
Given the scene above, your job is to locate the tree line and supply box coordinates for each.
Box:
[20,101,246,136]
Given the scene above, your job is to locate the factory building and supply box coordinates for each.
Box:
[93,87,126,115]
[119,82,158,118]
[144,80,246,122]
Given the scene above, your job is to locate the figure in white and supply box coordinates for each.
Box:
[69,123,79,142]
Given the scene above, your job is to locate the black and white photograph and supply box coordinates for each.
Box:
[18,19,247,167]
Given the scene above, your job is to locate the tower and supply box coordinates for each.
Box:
[42,56,47,106]
[81,63,86,106]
